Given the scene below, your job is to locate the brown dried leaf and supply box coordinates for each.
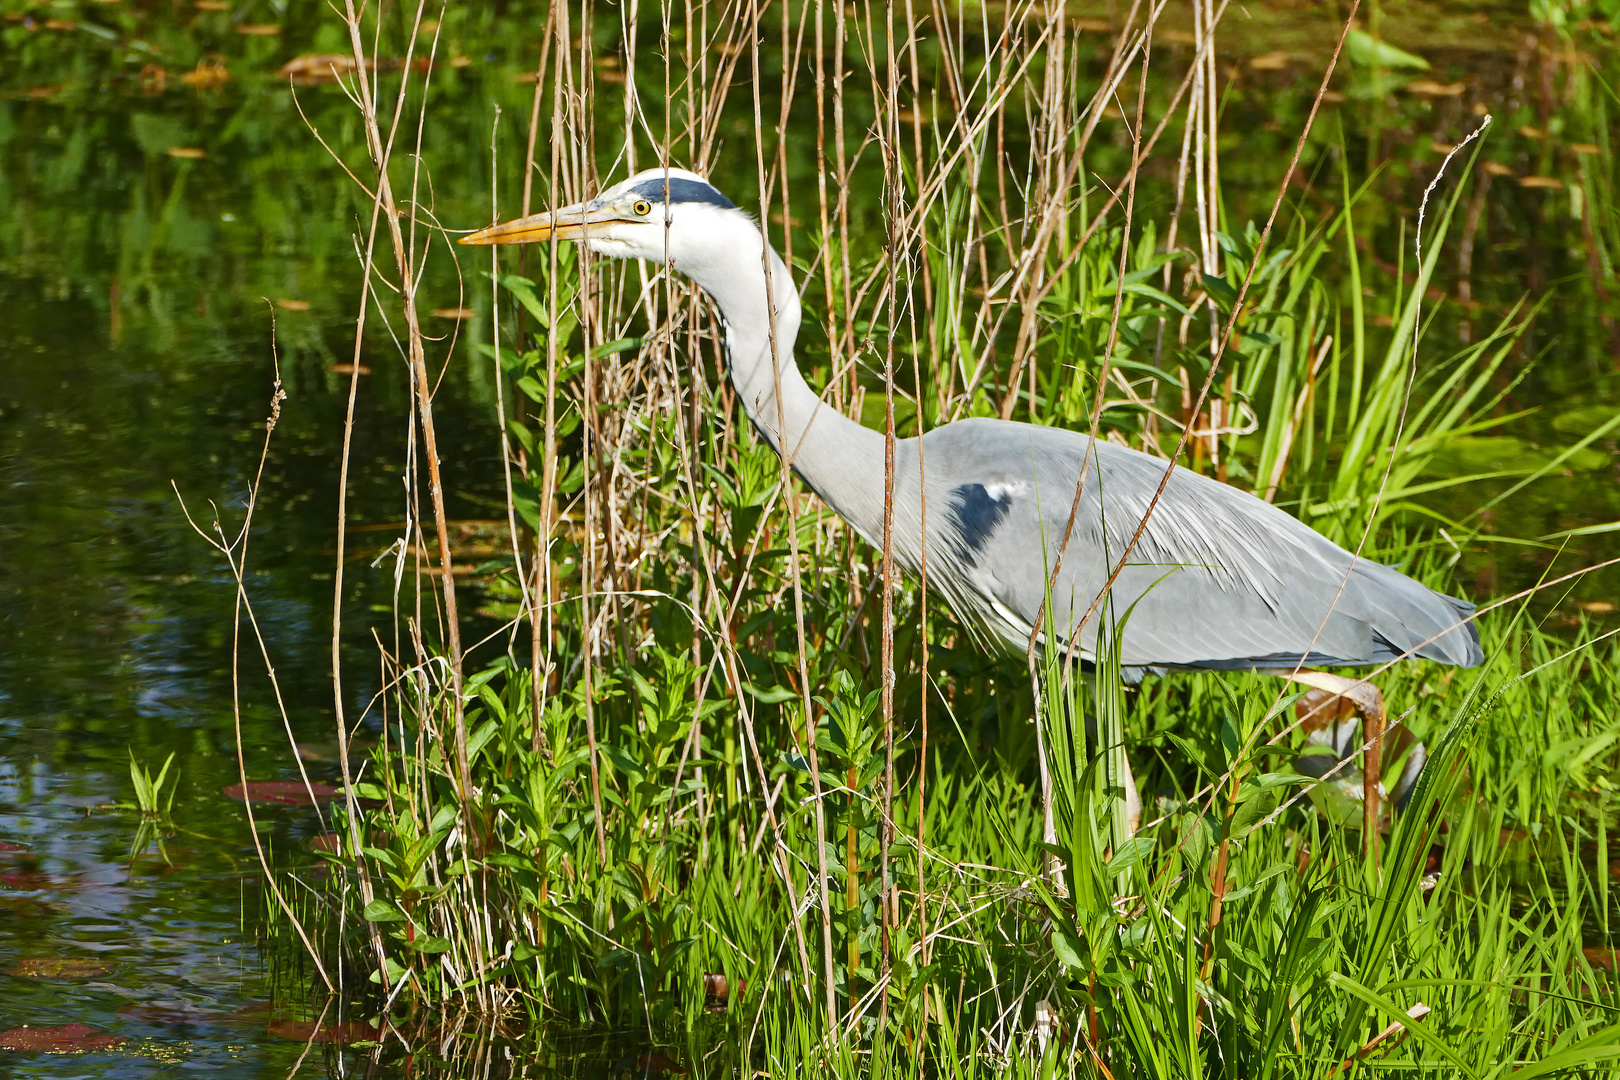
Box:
[0,1023,126,1053]
[1248,52,1290,71]
[1518,175,1563,189]
[1406,79,1465,97]
[236,24,282,36]
[277,54,359,85]
[180,56,231,90]
[166,147,206,160]
[274,298,311,312]
[430,307,475,320]
[1583,945,1619,971]
[0,870,54,890]
[222,781,340,806]
[266,1019,382,1044]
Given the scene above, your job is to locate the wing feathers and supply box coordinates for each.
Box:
[913,420,1482,674]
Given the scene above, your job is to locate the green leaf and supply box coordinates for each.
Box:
[590,336,647,359]
[495,273,549,324]
[1326,974,1478,1077]
[1107,835,1157,877]
[1509,1024,1620,1078]
[1346,29,1430,70]
[368,956,410,985]
[1202,274,1240,309]
[1052,929,1086,969]
[363,899,407,923]
[1228,786,1281,840]
[743,681,797,704]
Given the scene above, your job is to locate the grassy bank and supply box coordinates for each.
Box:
[229,0,1620,1073]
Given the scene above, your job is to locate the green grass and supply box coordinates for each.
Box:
[241,0,1620,1073]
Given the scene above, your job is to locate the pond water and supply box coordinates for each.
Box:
[2,0,1618,1074]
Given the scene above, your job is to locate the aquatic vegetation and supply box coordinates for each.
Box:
[229,1,1620,1073]
[3,0,1618,1075]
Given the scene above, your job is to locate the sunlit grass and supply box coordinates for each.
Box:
[226,0,1620,1074]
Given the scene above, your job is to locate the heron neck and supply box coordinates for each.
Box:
[686,231,888,544]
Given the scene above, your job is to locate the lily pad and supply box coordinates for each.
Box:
[116,1001,219,1025]
[223,781,341,806]
[8,957,112,979]
[0,870,55,890]
[266,1018,382,1044]
[0,1023,126,1053]
[0,841,28,855]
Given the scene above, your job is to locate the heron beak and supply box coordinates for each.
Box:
[457,202,634,246]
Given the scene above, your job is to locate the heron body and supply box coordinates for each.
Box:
[463,167,1482,682]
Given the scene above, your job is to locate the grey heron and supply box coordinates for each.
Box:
[461,167,1483,838]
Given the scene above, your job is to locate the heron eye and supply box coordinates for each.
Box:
[632,199,653,216]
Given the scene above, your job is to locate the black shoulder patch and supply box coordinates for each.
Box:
[949,483,1013,567]
[629,176,736,209]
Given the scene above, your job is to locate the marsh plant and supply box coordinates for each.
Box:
[228,0,1620,1073]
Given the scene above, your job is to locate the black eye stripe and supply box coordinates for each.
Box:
[628,177,735,209]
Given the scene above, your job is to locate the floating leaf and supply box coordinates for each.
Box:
[0,870,54,890]
[222,781,341,806]
[266,1019,382,1044]
[8,957,112,979]
[629,1052,685,1077]
[0,1023,126,1053]
[115,1001,218,1025]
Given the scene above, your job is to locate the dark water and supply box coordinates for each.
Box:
[2,2,1618,1074]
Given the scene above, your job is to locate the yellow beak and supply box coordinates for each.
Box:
[457,203,636,246]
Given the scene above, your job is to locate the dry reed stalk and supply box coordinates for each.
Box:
[346,0,472,816]
[174,363,334,993]
[742,0,839,1022]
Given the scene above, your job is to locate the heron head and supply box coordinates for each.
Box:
[458,167,741,263]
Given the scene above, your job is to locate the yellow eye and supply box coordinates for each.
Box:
[632,199,653,216]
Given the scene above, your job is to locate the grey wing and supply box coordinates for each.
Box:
[916,419,1482,673]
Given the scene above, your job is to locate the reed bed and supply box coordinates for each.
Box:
[237,0,1620,1073]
